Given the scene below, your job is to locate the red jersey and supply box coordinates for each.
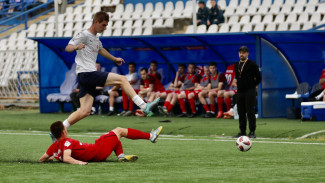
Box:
[141,75,155,89]
[150,72,161,81]
[145,74,165,92]
[46,138,98,162]
[173,74,186,83]
[321,69,325,89]
[195,65,205,76]
[225,64,235,86]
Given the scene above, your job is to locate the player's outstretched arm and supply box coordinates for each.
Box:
[98,48,124,66]
[65,43,85,52]
[63,149,88,165]
[38,153,53,163]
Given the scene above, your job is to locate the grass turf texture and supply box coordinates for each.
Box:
[0,110,324,183]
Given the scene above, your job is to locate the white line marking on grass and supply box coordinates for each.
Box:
[296,130,325,139]
[1,132,324,146]
[160,138,325,145]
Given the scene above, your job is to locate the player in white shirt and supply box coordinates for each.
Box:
[58,12,159,131]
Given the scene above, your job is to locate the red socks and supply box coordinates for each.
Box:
[217,97,224,112]
[203,104,210,112]
[114,140,124,156]
[178,98,187,113]
[225,98,232,111]
[167,104,174,113]
[164,101,170,108]
[188,98,196,113]
[210,104,215,114]
[122,91,128,111]
[126,128,150,140]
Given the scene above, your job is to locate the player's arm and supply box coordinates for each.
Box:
[98,48,124,66]
[319,78,325,85]
[63,149,88,165]
[168,83,175,90]
[148,84,154,92]
[38,153,53,163]
[173,72,179,88]
[217,82,224,91]
[232,79,237,87]
[65,44,85,52]
[204,83,211,90]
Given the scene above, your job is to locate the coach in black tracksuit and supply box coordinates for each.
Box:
[233,46,261,139]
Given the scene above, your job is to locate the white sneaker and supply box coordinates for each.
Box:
[150,126,163,143]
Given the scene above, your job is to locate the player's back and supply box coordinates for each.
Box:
[46,138,98,162]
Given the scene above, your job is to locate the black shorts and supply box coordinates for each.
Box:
[77,71,109,98]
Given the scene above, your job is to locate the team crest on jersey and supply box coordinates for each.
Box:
[64,141,71,147]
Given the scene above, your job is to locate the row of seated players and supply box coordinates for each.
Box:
[99,60,237,118]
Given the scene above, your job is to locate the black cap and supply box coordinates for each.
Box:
[199,0,205,4]
[238,46,249,53]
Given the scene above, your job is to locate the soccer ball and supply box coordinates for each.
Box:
[236,136,252,152]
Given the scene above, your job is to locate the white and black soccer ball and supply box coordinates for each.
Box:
[236,136,252,152]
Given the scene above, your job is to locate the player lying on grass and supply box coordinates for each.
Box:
[39,121,163,165]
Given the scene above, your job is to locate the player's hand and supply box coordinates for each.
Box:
[48,156,54,162]
[114,57,125,66]
[76,43,85,50]
[79,161,88,165]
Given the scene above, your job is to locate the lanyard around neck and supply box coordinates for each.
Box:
[238,59,248,75]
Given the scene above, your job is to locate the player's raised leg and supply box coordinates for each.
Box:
[112,126,163,143]
[104,72,160,115]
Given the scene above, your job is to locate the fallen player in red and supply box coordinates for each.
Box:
[39,121,163,165]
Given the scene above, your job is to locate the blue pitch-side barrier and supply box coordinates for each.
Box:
[32,31,325,117]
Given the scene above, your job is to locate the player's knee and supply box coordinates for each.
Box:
[80,109,91,118]
[120,75,128,83]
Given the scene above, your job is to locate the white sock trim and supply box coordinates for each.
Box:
[118,153,125,158]
[132,95,146,110]
[63,119,70,129]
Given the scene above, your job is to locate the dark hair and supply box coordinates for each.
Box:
[209,62,217,67]
[199,0,205,4]
[50,121,64,139]
[93,11,109,24]
[189,62,196,68]
[238,46,249,53]
[140,68,148,73]
[128,62,136,67]
[178,63,186,69]
[150,60,158,66]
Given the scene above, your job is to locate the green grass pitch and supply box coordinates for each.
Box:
[0,110,324,183]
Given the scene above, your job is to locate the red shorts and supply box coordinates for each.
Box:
[225,89,237,94]
[157,90,173,94]
[175,90,200,99]
[93,131,119,162]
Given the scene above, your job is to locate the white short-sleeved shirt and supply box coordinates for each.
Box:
[69,30,103,74]
[126,72,140,90]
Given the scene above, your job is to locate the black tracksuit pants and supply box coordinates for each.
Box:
[237,88,256,134]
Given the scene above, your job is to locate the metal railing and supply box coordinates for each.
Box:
[0,0,74,34]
